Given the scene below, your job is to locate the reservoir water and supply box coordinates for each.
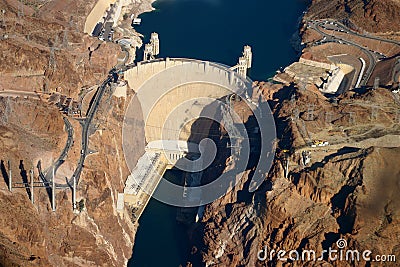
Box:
[134,0,309,81]
[129,0,309,266]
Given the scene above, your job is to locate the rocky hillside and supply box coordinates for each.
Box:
[0,84,143,266]
[193,83,400,266]
[0,0,119,97]
[0,0,150,266]
[191,3,400,265]
[306,0,400,34]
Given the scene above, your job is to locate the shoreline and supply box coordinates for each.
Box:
[84,0,157,62]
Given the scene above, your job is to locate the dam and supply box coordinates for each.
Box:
[120,56,257,221]
[126,1,306,265]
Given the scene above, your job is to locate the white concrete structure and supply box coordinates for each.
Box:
[143,32,160,60]
[117,193,124,212]
[124,58,252,143]
[143,43,153,60]
[113,1,122,27]
[123,58,254,220]
[243,45,252,68]
[132,18,141,25]
[355,58,366,88]
[321,67,345,93]
[230,45,253,77]
[124,140,201,219]
[286,58,346,94]
[85,0,137,34]
[237,57,248,77]
[84,0,117,34]
[150,32,160,56]
[299,57,335,70]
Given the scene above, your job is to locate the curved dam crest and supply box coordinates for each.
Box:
[122,58,259,217]
[128,0,309,266]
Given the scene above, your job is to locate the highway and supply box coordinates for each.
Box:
[35,67,115,188]
[332,20,400,47]
[307,20,385,87]
[0,90,41,99]
[36,31,128,189]
[40,75,113,188]
[64,75,113,188]
[55,118,74,171]
[38,117,74,185]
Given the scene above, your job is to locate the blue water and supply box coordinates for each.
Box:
[135,0,309,81]
[129,1,308,266]
[129,170,189,267]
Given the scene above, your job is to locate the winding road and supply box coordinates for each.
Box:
[37,32,130,190]
[39,65,118,188]
[307,19,400,89]
[307,20,381,87]
[38,117,74,185]
[66,75,113,187]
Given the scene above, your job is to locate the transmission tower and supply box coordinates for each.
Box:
[325,111,333,124]
[16,1,24,29]
[43,79,49,93]
[49,35,60,71]
[306,104,314,121]
[4,96,10,121]
[7,160,12,191]
[62,28,69,48]
[293,108,300,121]
[45,36,60,93]
[0,9,5,28]
[30,168,34,204]
[298,82,307,91]
[17,2,24,19]
[51,166,56,212]
[67,16,78,33]
[290,93,296,104]
[49,47,56,71]
[371,106,378,121]
[396,110,400,124]
[348,112,355,124]
[373,77,380,90]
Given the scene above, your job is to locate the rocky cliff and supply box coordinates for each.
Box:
[192,1,400,263]
[0,0,122,97]
[0,0,151,266]
[0,81,143,267]
[193,83,400,266]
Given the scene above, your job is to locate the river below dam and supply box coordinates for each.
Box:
[128,0,309,266]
